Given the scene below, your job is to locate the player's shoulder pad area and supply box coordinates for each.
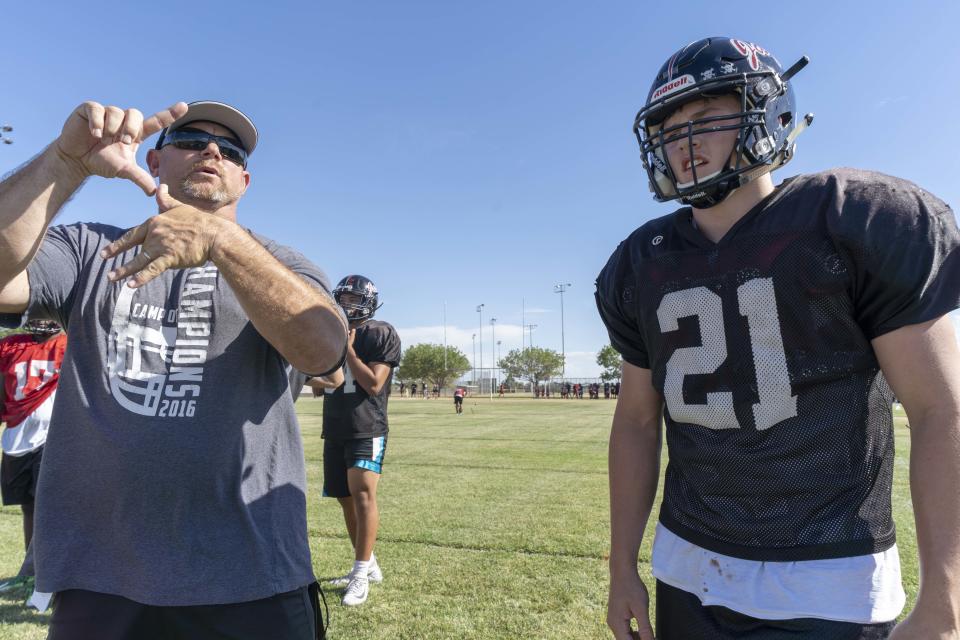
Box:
[595,207,685,298]
[797,168,953,228]
[357,320,402,366]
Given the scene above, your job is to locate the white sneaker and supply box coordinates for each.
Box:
[329,561,383,586]
[341,574,369,606]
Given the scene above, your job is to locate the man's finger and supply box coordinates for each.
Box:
[118,164,158,196]
[81,102,105,139]
[155,183,184,212]
[102,223,149,260]
[127,254,173,289]
[103,106,125,141]
[107,248,156,283]
[119,109,144,146]
[141,102,189,140]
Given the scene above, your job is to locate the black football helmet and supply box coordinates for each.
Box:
[24,319,62,337]
[333,275,382,326]
[634,37,814,208]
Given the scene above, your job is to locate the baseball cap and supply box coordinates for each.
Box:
[157,100,258,155]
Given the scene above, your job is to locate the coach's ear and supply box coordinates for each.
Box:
[146,149,161,178]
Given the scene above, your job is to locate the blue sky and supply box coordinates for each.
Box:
[3,1,958,377]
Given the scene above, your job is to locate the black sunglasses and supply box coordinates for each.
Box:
[157,127,248,167]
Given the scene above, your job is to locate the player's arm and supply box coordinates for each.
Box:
[607,361,663,640]
[344,328,393,396]
[872,314,960,635]
[0,365,6,420]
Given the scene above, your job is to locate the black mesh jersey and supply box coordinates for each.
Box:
[596,168,960,562]
[322,320,401,440]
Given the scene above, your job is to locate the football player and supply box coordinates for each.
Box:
[0,320,66,592]
[596,37,960,639]
[309,275,401,607]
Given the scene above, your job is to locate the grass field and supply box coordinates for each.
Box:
[0,398,916,639]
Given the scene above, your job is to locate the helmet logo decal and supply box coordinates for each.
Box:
[700,68,716,81]
[731,40,769,71]
[652,235,664,246]
[652,74,695,101]
[720,61,737,75]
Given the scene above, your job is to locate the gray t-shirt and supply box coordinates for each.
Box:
[26,221,337,606]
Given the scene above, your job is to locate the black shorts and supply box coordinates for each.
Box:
[655,581,895,640]
[47,583,325,640]
[322,436,387,498]
[454,395,463,405]
[1,447,43,506]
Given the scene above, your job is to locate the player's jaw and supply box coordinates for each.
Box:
[668,133,738,190]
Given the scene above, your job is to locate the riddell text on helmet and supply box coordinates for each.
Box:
[652,74,694,101]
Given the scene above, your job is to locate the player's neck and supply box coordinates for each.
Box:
[690,175,775,243]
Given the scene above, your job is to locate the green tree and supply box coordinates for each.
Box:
[399,343,471,392]
[596,344,622,382]
[499,347,564,395]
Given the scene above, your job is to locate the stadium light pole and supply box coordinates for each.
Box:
[554,283,571,379]
[1,125,13,145]
[472,333,476,385]
[490,317,497,399]
[497,340,502,387]
[526,323,537,347]
[476,304,484,393]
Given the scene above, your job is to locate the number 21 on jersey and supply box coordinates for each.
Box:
[657,277,797,431]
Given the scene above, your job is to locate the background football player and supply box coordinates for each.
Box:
[0,320,66,592]
[596,37,960,639]
[309,275,401,607]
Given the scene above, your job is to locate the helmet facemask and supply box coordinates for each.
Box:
[634,38,812,209]
[24,319,62,338]
[333,275,383,327]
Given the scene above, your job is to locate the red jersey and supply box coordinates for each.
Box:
[0,333,67,428]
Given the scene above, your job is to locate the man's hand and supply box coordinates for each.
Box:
[607,570,655,640]
[55,101,188,195]
[100,185,230,288]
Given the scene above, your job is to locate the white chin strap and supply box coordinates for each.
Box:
[677,169,721,190]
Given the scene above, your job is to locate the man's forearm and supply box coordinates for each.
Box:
[908,407,960,624]
[0,146,87,286]
[210,223,347,375]
[608,414,661,578]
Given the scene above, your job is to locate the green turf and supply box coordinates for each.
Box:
[0,398,917,638]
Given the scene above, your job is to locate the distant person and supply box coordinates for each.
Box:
[498,383,505,398]
[604,382,611,399]
[0,320,66,591]
[411,382,417,398]
[399,381,405,398]
[454,387,465,414]
[310,275,400,607]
